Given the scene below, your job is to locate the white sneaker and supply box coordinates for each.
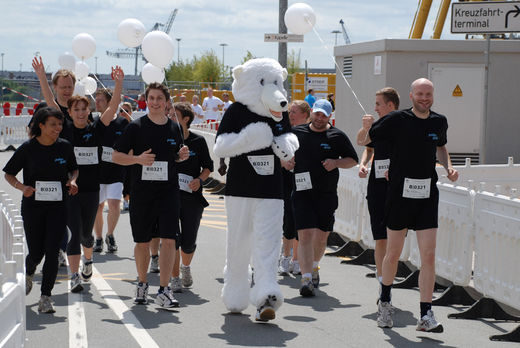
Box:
[70,272,83,293]
[149,255,159,273]
[155,287,179,308]
[81,258,93,281]
[278,256,291,276]
[416,310,444,333]
[134,282,149,304]
[171,277,182,293]
[58,250,67,267]
[291,260,301,275]
[377,301,393,328]
[180,265,193,287]
[38,295,55,313]
[255,295,277,322]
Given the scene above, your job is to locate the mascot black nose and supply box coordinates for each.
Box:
[280,101,287,108]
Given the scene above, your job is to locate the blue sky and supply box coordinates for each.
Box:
[0,0,463,75]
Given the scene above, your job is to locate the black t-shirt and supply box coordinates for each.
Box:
[366,137,392,187]
[292,124,358,194]
[114,115,183,193]
[369,108,448,196]
[177,131,214,197]
[3,137,78,203]
[216,102,291,199]
[60,119,104,193]
[98,116,130,184]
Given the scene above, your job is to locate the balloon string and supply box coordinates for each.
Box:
[90,73,132,119]
[306,19,368,115]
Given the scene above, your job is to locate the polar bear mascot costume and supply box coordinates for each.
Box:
[214,58,299,322]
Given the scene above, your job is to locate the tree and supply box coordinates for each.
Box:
[166,59,195,82]
[240,50,256,64]
[193,50,223,87]
[287,49,302,74]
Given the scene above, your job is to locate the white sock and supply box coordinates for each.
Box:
[302,272,312,280]
[378,276,383,283]
[312,261,319,269]
[181,263,189,268]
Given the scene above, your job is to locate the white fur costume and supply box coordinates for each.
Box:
[214,58,299,317]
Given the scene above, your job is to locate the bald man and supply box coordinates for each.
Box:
[360,78,458,332]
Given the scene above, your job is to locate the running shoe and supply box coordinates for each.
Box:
[291,260,301,275]
[134,282,149,304]
[155,287,179,308]
[150,255,159,273]
[93,238,103,252]
[416,310,444,333]
[377,301,394,328]
[255,295,277,322]
[38,295,55,313]
[58,249,67,267]
[278,256,291,276]
[180,265,193,287]
[26,274,33,295]
[312,266,320,288]
[171,277,182,293]
[70,272,83,293]
[122,200,129,211]
[81,259,93,281]
[300,276,315,297]
[105,234,118,252]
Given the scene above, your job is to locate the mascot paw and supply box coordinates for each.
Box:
[222,282,250,313]
[214,122,274,158]
[272,132,299,160]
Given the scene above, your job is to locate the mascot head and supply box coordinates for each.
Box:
[232,58,288,122]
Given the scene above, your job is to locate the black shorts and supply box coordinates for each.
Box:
[129,188,180,243]
[283,197,297,240]
[293,191,338,232]
[367,181,388,240]
[385,186,439,231]
[179,193,205,254]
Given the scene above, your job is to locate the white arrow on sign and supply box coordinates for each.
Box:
[264,33,304,42]
[451,1,520,33]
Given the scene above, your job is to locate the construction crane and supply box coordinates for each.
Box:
[106,9,178,75]
[339,19,351,45]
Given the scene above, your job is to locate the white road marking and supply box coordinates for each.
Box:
[90,265,159,348]
[67,271,88,348]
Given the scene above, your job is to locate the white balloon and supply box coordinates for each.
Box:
[117,18,146,48]
[72,33,96,60]
[73,81,86,97]
[75,61,89,80]
[83,76,98,95]
[284,3,316,35]
[142,31,174,69]
[141,63,165,84]
[58,52,76,71]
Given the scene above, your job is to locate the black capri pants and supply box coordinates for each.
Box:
[22,199,67,297]
[66,191,99,255]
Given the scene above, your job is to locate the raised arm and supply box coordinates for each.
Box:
[100,66,124,126]
[357,114,375,146]
[32,57,59,110]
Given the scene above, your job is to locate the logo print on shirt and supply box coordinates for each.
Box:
[115,131,122,136]
[189,150,196,157]
[275,124,283,132]
[428,133,438,141]
[320,143,331,150]
[54,158,66,165]
[166,139,177,145]
[83,133,93,141]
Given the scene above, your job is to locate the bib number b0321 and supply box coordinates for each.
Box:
[402,178,431,199]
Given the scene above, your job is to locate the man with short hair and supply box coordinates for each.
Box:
[202,87,224,121]
[304,88,316,107]
[291,99,358,297]
[356,87,399,291]
[360,78,458,332]
[191,95,204,124]
[222,93,233,112]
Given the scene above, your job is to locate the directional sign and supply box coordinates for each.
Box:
[264,33,304,42]
[451,1,520,34]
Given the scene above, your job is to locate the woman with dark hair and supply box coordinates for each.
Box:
[169,102,213,292]
[3,107,78,313]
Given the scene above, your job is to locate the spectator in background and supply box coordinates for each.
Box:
[191,95,204,124]
[327,93,335,112]
[304,88,316,107]
[137,94,147,111]
[202,87,224,121]
[222,93,233,113]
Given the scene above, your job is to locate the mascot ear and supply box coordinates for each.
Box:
[281,68,288,81]
[232,65,244,80]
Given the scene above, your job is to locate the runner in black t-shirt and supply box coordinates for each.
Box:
[59,67,125,294]
[363,78,458,332]
[93,87,130,253]
[168,102,213,292]
[291,99,358,297]
[3,107,78,313]
[113,83,189,308]
[356,87,399,293]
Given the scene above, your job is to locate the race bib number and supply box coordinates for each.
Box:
[74,147,99,165]
[374,159,390,179]
[142,161,168,181]
[247,155,274,176]
[402,178,431,199]
[35,181,62,201]
[102,146,113,163]
[295,172,313,191]
[178,173,193,193]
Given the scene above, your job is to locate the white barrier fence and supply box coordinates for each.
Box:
[0,191,26,348]
[0,116,31,146]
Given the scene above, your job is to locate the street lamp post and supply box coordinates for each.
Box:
[220,43,228,80]
[331,30,341,46]
[1,53,4,76]
[176,38,181,63]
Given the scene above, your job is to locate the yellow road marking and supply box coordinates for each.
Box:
[200,222,227,231]
[200,219,227,225]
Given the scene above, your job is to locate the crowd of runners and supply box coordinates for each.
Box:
[3,56,458,333]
